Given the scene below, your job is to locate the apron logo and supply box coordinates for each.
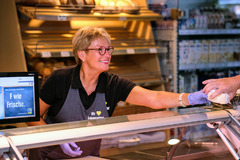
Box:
[96,111,101,116]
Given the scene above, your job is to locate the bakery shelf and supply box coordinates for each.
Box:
[114,71,164,87]
[17,5,162,21]
[22,29,167,58]
[17,0,166,90]
[27,47,167,58]
[108,54,163,87]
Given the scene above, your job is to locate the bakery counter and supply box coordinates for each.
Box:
[0,109,237,159]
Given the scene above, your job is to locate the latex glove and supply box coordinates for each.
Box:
[188,90,209,105]
[60,142,83,157]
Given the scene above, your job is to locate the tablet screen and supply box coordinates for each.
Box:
[0,72,40,124]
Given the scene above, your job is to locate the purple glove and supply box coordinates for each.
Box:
[188,90,209,105]
[60,142,83,157]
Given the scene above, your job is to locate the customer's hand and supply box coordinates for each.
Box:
[202,76,240,101]
[188,90,209,105]
[60,142,83,157]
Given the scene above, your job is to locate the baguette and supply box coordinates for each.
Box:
[71,0,84,5]
[84,0,95,5]
[38,0,61,5]
[116,0,137,7]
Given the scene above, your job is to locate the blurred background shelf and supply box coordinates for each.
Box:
[17,5,162,21]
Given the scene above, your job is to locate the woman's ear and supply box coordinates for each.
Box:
[77,50,86,62]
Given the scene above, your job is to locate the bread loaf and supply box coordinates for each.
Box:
[207,89,230,104]
[16,0,61,6]
[94,0,119,14]
[69,0,94,13]
[116,0,139,14]
[94,0,139,14]
[39,0,61,5]
[60,0,69,5]
[84,0,95,5]
[116,0,137,7]
[41,67,52,77]
[34,61,45,73]
[72,0,84,5]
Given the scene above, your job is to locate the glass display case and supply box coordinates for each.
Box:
[1,1,240,160]
[0,108,239,160]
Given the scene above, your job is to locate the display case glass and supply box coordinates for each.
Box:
[0,109,239,160]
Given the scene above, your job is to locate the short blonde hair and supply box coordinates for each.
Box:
[72,26,111,65]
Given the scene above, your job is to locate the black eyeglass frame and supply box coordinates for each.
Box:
[84,46,114,55]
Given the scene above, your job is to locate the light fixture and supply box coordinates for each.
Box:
[168,138,180,145]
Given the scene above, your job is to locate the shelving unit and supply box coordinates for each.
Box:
[21,27,167,58]
[179,28,240,35]
[176,1,240,93]
[179,62,240,71]
[17,0,168,91]
[17,5,162,21]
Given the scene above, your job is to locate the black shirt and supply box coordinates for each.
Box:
[40,65,136,117]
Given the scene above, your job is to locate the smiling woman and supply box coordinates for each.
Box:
[72,26,111,65]
[26,26,209,160]
[78,37,112,74]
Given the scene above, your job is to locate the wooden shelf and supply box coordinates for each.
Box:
[18,0,166,89]
[109,54,164,87]
[21,29,167,58]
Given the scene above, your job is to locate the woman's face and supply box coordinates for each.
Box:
[84,38,112,73]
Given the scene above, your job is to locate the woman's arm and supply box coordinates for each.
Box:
[125,86,190,109]
[26,98,50,126]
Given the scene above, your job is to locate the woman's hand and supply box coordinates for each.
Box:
[188,90,209,105]
[60,142,83,157]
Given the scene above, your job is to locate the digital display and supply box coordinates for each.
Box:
[0,72,40,124]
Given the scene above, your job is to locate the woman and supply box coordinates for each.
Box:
[26,26,208,159]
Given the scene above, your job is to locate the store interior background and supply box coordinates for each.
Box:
[0,0,239,123]
[0,0,240,159]
[1,0,240,94]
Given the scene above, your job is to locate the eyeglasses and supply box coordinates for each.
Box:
[84,46,114,56]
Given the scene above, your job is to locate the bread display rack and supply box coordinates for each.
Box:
[17,4,161,21]
[16,0,167,89]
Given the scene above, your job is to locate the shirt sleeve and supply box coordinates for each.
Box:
[114,76,136,101]
[39,71,57,105]
[106,73,136,104]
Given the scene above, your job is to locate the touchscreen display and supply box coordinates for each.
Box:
[0,72,40,124]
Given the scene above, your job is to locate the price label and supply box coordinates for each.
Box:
[119,17,127,21]
[61,51,70,57]
[41,51,51,58]
[149,48,158,53]
[127,49,135,54]
[58,15,67,21]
